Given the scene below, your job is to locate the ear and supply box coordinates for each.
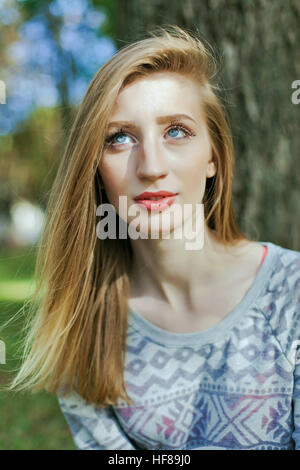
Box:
[206,153,217,178]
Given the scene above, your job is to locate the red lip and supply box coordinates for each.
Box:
[134,191,178,200]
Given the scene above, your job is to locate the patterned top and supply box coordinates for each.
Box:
[57,241,300,450]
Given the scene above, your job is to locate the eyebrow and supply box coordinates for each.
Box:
[107,113,196,128]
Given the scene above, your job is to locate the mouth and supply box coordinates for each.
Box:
[133,192,178,212]
[142,196,167,201]
[134,191,178,201]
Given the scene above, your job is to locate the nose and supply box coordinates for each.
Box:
[135,133,169,181]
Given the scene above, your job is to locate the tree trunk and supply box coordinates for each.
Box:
[115,0,300,249]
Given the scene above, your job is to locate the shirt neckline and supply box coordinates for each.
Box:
[128,241,279,348]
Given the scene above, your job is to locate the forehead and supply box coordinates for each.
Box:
[110,72,204,120]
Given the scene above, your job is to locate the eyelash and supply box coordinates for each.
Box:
[104,120,196,148]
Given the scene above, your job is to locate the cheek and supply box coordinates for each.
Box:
[176,147,209,192]
[99,159,129,200]
[99,159,133,222]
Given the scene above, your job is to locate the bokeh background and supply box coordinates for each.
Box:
[0,0,299,450]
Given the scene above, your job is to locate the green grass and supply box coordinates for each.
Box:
[0,247,76,450]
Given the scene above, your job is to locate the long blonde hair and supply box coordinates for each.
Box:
[2,24,248,407]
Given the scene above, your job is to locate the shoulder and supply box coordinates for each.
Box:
[267,242,300,293]
[258,241,300,361]
[273,241,300,264]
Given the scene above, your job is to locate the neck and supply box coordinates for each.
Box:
[129,224,248,312]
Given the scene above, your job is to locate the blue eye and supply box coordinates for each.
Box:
[167,127,186,138]
[104,130,133,147]
[114,133,131,144]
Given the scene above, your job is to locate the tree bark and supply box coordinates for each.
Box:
[115,0,300,249]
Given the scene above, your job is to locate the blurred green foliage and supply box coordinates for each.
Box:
[1,107,64,211]
[0,248,75,449]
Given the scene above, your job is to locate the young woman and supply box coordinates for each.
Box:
[6,25,300,450]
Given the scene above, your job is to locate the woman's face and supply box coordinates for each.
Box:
[99,71,216,238]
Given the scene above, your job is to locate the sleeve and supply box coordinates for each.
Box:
[292,361,300,449]
[261,249,300,449]
[287,252,300,449]
[57,390,138,450]
[289,256,300,449]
